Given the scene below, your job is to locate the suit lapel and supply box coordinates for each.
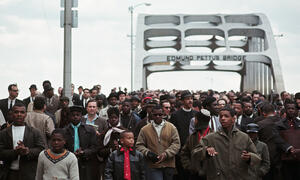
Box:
[4,98,8,111]
[7,126,13,149]
[23,126,30,146]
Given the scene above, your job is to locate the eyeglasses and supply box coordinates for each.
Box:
[153,113,163,117]
[163,106,171,109]
[11,90,19,92]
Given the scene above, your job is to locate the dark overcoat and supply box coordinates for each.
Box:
[64,123,100,180]
[0,125,45,180]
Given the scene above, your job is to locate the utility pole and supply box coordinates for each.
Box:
[128,3,151,92]
[61,0,78,100]
[63,0,72,99]
[129,7,133,92]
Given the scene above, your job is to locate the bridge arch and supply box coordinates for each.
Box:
[134,14,285,95]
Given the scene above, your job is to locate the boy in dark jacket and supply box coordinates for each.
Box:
[64,105,100,180]
[246,123,270,180]
[105,130,145,180]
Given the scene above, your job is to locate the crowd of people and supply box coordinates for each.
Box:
[0,80,299,180]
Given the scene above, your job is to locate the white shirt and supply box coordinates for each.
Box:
[10,125,25,170]
[182,107,192,112]
[8,98,16,109]
[82,98,89,108]
[209,116,219,132]
[30,97,35,103]
[236,115,242,126]
[151,120,165,141]
[0,110,5,126]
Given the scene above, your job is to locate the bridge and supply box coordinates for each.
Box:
[133,13,285,95]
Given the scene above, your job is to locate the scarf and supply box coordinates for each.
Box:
[197,127,210,143]
[103,127,125,146]
[120,147,133,180]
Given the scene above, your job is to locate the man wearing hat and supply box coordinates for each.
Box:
[170,90,197,180]
[246,123,270,180]
[23,84,37,111]
[134,100,157,137]
[64,105,100,180]
[181,109,211,180]
[42,84,59,116]
[131,95,141,115]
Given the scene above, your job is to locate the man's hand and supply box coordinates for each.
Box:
[15,141,29,155]
[96,131,101,136]
[113,140,120,150]
[289,146,295,154]
[241,150,251,161]
[207,147,218,156]
[156,152,167,164]
[75,148,84,157]
[147,151,159,163]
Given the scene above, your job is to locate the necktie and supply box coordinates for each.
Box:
[9,100,13,109]
[71,123,81,152]
[120,147,132,180]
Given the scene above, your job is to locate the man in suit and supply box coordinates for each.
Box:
[0,84,23,121]
[80,88,90,115]
[0,102,45,180]
[23,84,37,111]
[78,86,83,101]
[256,103,292,180]
[233,101,253,132]
[70,84,81,106]
[80,88,90,108]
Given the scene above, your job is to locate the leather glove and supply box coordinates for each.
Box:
[147,151,159,163]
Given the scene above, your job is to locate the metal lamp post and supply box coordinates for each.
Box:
[129,3,151,92]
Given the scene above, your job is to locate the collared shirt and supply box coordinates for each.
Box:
[30,96,35,103]
[236,115,242,126]
[0,110,5,126]
[8,98,16,109]
[82,98,90,108]
[10,125,25,170]
[209,115,220,132]
[151,120,165,141]
[71,123,81,152]
[84,114,98,125]
[182,107,192,112]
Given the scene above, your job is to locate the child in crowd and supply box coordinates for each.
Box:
[246,123,270,180]
[35,129,79,180]
[105,130,145,180]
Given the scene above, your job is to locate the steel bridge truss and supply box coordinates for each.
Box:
[134,14,285,94]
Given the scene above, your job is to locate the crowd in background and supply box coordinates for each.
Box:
[0,80,299,180]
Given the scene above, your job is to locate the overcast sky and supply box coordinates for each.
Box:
[0,0,299,99]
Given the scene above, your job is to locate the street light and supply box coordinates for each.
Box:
[129,2,151,92]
